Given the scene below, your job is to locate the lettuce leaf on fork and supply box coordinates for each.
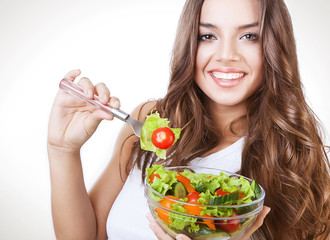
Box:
[140,111,181,159]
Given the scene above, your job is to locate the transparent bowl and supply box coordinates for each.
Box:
[144,166,265,240]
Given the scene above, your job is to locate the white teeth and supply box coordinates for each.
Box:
[212,72,245,80]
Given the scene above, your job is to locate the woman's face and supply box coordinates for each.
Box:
[195,0,263,111]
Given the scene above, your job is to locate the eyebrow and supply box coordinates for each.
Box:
[199,22,260,30]
[237,22,259,30]
[199,22,217,30]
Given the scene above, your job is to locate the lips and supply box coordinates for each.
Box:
[208,68,247,88]
[211,72,245,81]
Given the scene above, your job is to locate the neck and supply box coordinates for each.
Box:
[208,101,247,139]
[199,100,247,157]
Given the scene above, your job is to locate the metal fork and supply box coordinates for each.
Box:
[59,78,144,137]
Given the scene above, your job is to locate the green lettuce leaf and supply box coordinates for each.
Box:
[226,176,255,204]
[140,111,181,159]
[146,165,178,196]
[169,204,199,232]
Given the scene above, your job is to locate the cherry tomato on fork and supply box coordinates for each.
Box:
[151,127,175,149]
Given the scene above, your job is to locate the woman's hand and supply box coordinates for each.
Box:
[146,213,191,240]
[48,69,120,152]
[147,206,271,240]
[237,206,271,240]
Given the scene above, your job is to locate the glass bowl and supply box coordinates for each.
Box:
[144,166,265,240]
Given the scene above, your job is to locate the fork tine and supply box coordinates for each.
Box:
[126,117,144,137]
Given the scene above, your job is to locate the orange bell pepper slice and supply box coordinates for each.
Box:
[184,193,216,231]
[175,172,197,193]
[156,196,179,225]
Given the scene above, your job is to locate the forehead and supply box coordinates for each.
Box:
[200,0,260,27]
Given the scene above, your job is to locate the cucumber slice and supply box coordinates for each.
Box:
[173,182,187,198]
[165,188,174,196]
[194,231,230,240]
[251,179,262,200]
[195,184,208,193]
[209,192,239,205]
[189,225,230,240]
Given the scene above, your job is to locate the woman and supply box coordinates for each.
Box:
[47,0,330,239]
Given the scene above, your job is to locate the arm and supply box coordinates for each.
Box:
[48,69,156,239]
[48,69,122,239]
[48,149,97,239]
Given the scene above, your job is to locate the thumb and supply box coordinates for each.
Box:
[84,108,116,136]
[83,113,104,137]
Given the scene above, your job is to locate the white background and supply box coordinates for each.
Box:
[0,0,329,239]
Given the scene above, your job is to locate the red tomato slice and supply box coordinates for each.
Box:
[151,127,175,149]
[185,192,202,215]
[217,213,240,233]
[215,189,228,196]
[216,189,245,198]
[149,173,161,183]
[187,192,201,203]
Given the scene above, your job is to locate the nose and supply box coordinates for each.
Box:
[214,39,240,62]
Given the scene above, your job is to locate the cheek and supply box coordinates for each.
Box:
[252,54,263,84]
[195,50,204,75]
[195,45,213,74]
[243,46,263,81]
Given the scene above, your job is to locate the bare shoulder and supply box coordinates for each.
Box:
[130,100,158,121]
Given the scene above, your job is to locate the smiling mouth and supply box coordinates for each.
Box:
[211,72,246,81]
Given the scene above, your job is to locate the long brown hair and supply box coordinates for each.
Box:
[127,0,330,239]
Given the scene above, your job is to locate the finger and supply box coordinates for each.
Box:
[243,206,271,238]
[146,213,173,240]
[77,77,94,99]
[109,96,120,109]
[94,83,121,108]
[63,69,81,81]
[149,222,173,240]
[91,109,115,121]
[94,82,110,104]
[146,212,154,222]
[254,206,271,228]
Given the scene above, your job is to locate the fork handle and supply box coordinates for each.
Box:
[59,78,129,121]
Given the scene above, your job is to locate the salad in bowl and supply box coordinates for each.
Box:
[144,165,265,239]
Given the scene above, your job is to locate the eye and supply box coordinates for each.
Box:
[240,33,259,41]
[198,34,216,41]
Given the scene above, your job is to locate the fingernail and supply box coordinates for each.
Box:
[113,99,120,108]
[102,95,109,102]
[87,90,93,98]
